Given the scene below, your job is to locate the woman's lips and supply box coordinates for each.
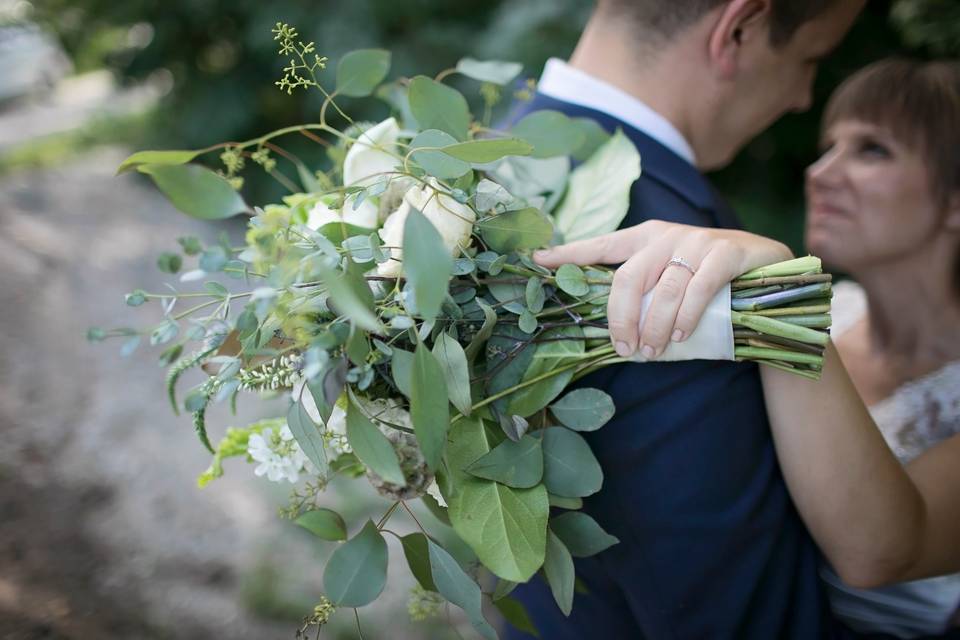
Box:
[807,199,850,220]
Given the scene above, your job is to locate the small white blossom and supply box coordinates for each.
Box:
[247,425,313,484]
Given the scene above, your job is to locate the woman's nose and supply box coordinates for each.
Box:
[806,149,843,187]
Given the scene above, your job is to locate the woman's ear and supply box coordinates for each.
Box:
[708,0,773,79]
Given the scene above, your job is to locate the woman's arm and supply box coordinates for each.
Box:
[761,344,960,587]
[535,221,960,586]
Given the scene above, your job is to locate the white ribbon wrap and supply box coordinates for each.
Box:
[628,284,735,362]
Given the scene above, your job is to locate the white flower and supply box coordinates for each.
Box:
[376,178,477,277]
[247,426,313,484]
[306,195,378,231]
[343,117,400,187]
[426,479,447,508]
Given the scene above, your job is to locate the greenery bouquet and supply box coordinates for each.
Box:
[89,24,833,638]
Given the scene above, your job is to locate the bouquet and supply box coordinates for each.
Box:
[90,24,832,638]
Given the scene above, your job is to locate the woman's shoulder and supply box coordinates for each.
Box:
[831,279,868,338]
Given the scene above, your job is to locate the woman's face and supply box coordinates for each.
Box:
[805,119,944,273]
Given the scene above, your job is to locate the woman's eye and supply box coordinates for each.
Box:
[859,140,891,158]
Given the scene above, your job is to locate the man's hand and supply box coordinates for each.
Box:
[533,220,793,359]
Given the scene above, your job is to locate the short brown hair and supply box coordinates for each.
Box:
[822,58,960,210]
[822,58,960,293]
[601,0,839,46]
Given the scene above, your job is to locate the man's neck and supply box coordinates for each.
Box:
[568,17,699,162]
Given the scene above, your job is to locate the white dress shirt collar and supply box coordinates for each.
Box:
[536,57,697,166]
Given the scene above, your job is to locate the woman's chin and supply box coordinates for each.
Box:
[804,229,847,270]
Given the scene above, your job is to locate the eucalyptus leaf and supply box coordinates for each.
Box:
[553,129,642,242]
[346,397,405,486]
[403,207,453,322]
[495,596,540,638]
[464,435,543,489]
[550,388,616,432]
[428,538,498,640]
[550,512,620,558]
[544,531,575,616]
[295,508,348,541]
[138,163,248,220]
[323,520,388,607]
[464,299,497,364]
[541,427,602,498]
[455,57,524,85]
[511,110,585,159]
[548,494,583,510]
[432,332,473,416]
[408,75,471,141]
[570,117,612,163]
[401,533,438,592]
[478,207,554,253]
[411,129,471,179]
[505,326,584,418]
[117,149,201,174]
[307,357,348,425]
[411,344,450,470]
[555,264,590,297]
[319,264,382,332]
[287,400,328,477]
[440,138,533,163]
[336,49,391,97]
[390,348,414,398]
[446,417,548,582]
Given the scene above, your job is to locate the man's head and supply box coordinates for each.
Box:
[586,0,865,169]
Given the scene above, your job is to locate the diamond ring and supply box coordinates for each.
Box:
[666,256,696,275]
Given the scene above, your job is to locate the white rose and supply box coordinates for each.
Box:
[306,195,378,231]
[343,117,400,187]
[376,178,476,277]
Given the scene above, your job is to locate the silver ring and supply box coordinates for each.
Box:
[666,256,697,275]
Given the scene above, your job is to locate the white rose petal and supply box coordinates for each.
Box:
[376,178,476,277]
[343,117,400,187]
[306,195,379,231]
[426,479,447,508]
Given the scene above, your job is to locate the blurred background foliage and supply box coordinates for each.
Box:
[25,0,960,251]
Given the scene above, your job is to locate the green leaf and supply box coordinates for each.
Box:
[518,309,538,334]
[464,299,498,364]
[295,508,347,541]
[432,332,472,417]
[287,400,328,477]
[525,277,545,313]
[492,579,518,602]
[306,357,348,425]
[505,326,585,418]
[495,596,541,637]
[541,428,602,498]
[411,344,450,470]
[408,75,471,141]
[411,129,471,179]
[511,110,585,159]
[401,533,438,592]
[421,491,451,526]
[555,264,590,297]
[544,530,575,616]
[403,207,453,322]
[570,117,612,163]
[548,494,583,510]
[464,435,543,489]
[477,207,554,253]
[550,512,620,558]
[455,58,523,85]
[125,289,147,306]
[346,397,405,486]
[117,149,201,174]
[390,348,414,398]
[137,163,247,220]
[549,388,615,432]
[336,49,391,97]
[157,252,182,274]
[440,138,533,163]
[318,264,382,332]
[323,520,388,607]
[553,129,641,242]
[446,418,548,582]
[428,538,498,640]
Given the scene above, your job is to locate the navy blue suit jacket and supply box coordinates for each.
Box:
[505,94,833,639]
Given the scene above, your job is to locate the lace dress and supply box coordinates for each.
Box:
[820,281,960,638]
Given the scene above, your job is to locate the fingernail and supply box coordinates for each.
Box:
[533,249,550,259]
[641,345,655,360]
[615,341,633,357]
[672,330,685,342]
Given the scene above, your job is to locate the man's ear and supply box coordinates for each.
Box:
[708,0,773,79]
